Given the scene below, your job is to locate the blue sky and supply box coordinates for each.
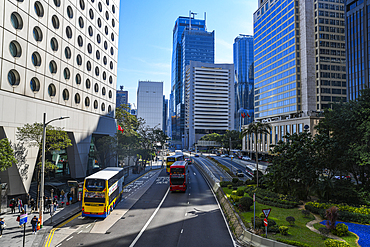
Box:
[117,0,258,105]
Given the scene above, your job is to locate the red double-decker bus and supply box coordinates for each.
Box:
[170,161,189,192]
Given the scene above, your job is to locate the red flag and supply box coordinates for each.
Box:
[118,125,124,133]
[241,113,245,118]
[247,113,250,117]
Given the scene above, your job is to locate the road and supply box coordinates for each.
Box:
[48,166,235,247]
[213,157,252,181]
[193,156,230,181]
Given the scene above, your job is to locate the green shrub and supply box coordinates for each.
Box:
[332,223,349,237]
[230,195,241,203]
[227,184,232,189]
[319,227,330,239]
[259,212,265,218]
[286,216,295,225]
[251,217,263,229]
[302,209,311,218]
[276,238,311,247]
[324,239,350,247]
[239,196,253,211]
[236,189,245,196]
[220,181,232,187]
[231,190,237,195]
[232,178,240,184]
[279,226,289,235]
[268,225,280,233]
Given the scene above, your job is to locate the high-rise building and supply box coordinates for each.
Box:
[116,86,128,108]
[233,34,254,130]
[345,0,368,100]
[184,61,235,149]
[0,0,119,196]
[163,96,168,135]
[245,0,345,156]
[170,13,214,148]
[137,81,163,129]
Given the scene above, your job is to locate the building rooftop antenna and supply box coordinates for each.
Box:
[189,10,197,30]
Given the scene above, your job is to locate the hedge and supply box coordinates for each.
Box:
[324,239,350,247]
[306,202,370,215]
[276,238,311,247]
[244,187,299,209]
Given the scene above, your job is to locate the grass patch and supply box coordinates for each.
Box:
[222,186,351,247]
[313,223,359,247]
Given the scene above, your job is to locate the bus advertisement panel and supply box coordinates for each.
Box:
[82,167,124,218]
[166,154,184,174]
[170,161,188,192]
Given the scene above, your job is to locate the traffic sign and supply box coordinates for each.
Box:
[264,218,268,227]
[19,213,27,225]
[262,208,271,218]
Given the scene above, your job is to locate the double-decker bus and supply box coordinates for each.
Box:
[82,167,124,218]
[166,154,184,174]
[245,164,256,177]
[170,161,189,192]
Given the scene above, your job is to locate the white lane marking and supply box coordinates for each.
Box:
[185,213,187,217]
[85,224,91,228]
[129,187,170,247]
[77,230,83,234]
[66,236,73,241]
[188,202,189,204]
[55,244,62,247]
[181,229,183,233]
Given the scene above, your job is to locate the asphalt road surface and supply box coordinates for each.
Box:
[213,157,252,180]
[193,156,230,181]
[50,167,235,247]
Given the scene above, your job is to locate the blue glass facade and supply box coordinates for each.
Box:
[116,90,128,108]
[254,0,298,119]
[233,35,254,130]
[346,0,369,100]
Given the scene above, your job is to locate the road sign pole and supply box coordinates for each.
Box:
[23,223,26,247]
[266,225,267,238]
[253,193,256,230]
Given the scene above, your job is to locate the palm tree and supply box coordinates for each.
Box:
[241,121,272,187]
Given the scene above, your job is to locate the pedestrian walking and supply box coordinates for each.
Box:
[17,198,23,213]
[23,199,28,213]
[9,198,16,214]
[61,189,65,203]
[0,218,5,238]
[30,216,38,234]
[30,198,35,213]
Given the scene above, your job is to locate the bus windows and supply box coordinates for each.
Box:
[85,179,105,191]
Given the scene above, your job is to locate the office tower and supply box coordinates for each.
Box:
[170,13,214,148]
[184,61,235,150]
[137,81,163,129]
[0,0,120,196]
[163,96,168,135]
[233,34,254,131]
[116,86,128,108]
[345,0,368,100]
[246,0,345,156]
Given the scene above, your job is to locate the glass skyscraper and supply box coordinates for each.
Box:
[233,35,254,130]
[170,14,214,147]
[346,0,369,100]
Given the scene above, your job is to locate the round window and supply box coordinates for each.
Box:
[105,11,109,20]
[65,46,71,59]
[94,83,99,92]
[63,68,70,80]
[86,79,91,89]
[53,0,61,7]
[52,15,59,29]
[112,5,115,13]
[50,38,58,51]
[76,73,81,85]
[110,61,113,70]
[111,33,114,41]
[108,105,111,113]
[95,66,99,76]
[76,54,82,66]
[96,50,100,60]
[30,77,40,92]
[103,56,107,65]
[102,87,106,95]
[8,69,20,87]
[66,26,72,39]
[86,61,91,71]
[62,89,69,101]
[34,1,44,18]
[85,97,90,107]
[11,12,23,30]
[33,26,43,42]
[104,41,107,50]
[78,17,84,28]
[97,34,101,44]
[77,35,83,47]
[31,52,41,67]
[110,47,114,55]
[106,0,109,6]
[112,19,115,28]
[67,6,73,19]
[48,83,56,97]
[94,100,98,109]
[105,26,108,35]
[109,75,113,84]
[9,41,22,58]
[75,93,81,104]
[87,43,92,54]
[49,60,57,74]
[98,2,102,12]
[109,90,112,98]
[102,71,106,80]
[97,18,101,28]
[88,26,93,36]
[101,103,105,111]
[80,0,85,10]
[89,9,94,19]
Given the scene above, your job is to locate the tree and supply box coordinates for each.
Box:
[96,135,118,168]
[16,123,72,209]
[241,121,271,187]
[0,138,17,171]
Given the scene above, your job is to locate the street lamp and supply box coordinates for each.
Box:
[39,113,69,228]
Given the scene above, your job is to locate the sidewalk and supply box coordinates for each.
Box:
[0,162,164,247]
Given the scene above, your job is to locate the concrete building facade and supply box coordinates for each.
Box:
[137,81,163,129]
[0,0,120,196]
[184,61,235,150]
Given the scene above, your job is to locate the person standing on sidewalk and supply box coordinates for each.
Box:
[17,198,23,213]
[0,218,5,238]
[30,216,38,234]
[9,198,16,214]
[60,189,65,203]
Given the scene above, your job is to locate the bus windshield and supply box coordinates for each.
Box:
[85,179,105,191]
[167,157,175,162]
[171,168,185,174]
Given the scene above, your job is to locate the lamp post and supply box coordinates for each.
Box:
[39,113,69,228]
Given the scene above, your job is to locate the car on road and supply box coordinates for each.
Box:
[236,169,244,177]
[242,156,251,161]
[220,154,226,157]
[229,155,234,158]
[238,155,242,159]
[194,154,199,157]
[185,157,192,164]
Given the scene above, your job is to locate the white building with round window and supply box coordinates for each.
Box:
[0,0,120,196]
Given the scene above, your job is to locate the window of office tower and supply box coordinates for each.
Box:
[253,0,297,119]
